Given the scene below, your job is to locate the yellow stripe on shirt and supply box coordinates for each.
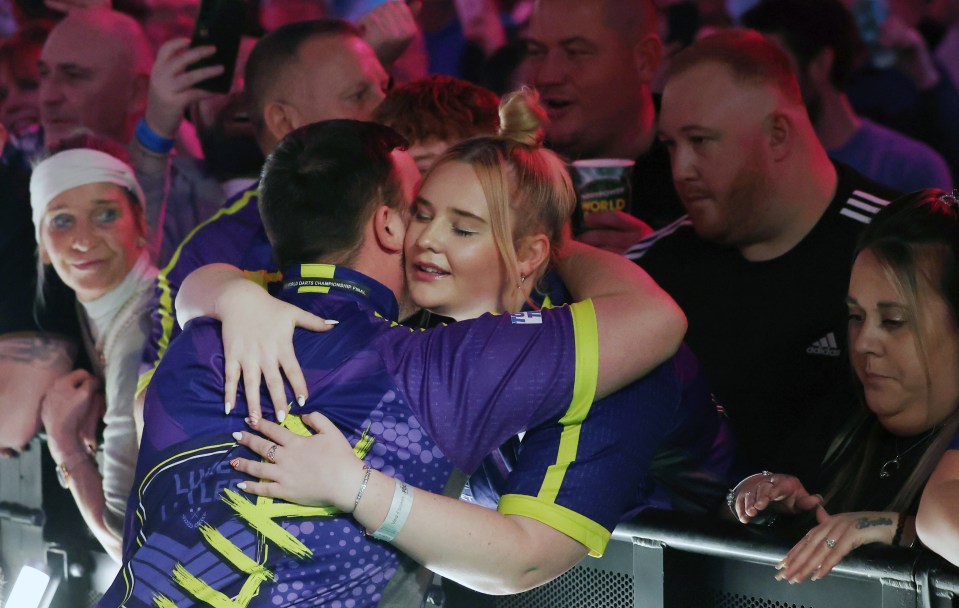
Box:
[497,494,611,557]
[136,189,260,399]
[536,300,599,503]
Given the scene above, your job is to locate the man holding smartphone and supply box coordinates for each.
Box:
[134,19,399,436]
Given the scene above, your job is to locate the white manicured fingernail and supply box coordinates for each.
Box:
[225,402,232,415]
[277,409,287,423]
[297,395,306,407]
[325,320,339,325]
[237,482,247,490]
[232,432,242,441]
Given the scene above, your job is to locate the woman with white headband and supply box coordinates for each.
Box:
[30,148,157,561]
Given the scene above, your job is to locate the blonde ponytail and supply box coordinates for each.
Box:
[498,88,547,147]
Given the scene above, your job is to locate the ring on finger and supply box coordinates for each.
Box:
[825,538,837,549]
[266,444,278,464]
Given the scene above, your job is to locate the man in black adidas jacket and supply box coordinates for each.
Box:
[628,31,902,487]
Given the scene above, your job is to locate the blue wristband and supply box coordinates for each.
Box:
[135,117,175,154]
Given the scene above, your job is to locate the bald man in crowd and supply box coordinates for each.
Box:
[628,30,901,486]
[521,0,683,247]
[38,8,153,148]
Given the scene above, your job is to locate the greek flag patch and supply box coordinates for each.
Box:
[510,311,543,325]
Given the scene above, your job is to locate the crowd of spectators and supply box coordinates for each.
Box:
[1,0,958,605]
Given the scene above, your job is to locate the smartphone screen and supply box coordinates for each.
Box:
[189,0,248,94]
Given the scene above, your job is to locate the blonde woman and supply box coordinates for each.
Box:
[31,149,157,561]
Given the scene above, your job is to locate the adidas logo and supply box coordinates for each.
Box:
[806,332,841,357]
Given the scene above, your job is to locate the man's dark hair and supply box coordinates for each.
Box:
[245,19,361,139]
[742,0,863,89]
[259,119,409,269]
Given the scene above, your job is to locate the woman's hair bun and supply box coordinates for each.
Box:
[498,87,547,147]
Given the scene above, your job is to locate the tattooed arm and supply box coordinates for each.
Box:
[0,334,76,455]
[775,509,911,583]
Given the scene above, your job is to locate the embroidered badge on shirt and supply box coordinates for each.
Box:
[510,311,543,325]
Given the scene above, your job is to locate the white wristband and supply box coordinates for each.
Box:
[369,479,413,542]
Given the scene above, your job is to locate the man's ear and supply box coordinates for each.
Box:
[264,101,296,143]
[515,233,550,281]
[372,204,405,254]
[633,33,664,83]
[765,110,793,162]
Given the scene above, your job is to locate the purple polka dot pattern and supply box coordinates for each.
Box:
[242,392,455,606]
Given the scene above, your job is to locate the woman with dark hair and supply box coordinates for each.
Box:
[729,188,959,581]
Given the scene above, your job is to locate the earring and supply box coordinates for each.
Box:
[518,273,527,289]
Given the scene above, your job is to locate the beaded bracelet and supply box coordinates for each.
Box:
[353,464,372,513]
[135,117,175,154]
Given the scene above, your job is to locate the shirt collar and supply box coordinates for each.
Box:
[279,264,399,321]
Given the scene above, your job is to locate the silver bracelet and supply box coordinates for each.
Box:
[353,464,372,513]
[726,470,774,517]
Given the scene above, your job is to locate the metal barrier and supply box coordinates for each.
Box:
[497,509,959,608]
[0,438,106,608]
[3,440,958,607]
[0,438,47,594]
